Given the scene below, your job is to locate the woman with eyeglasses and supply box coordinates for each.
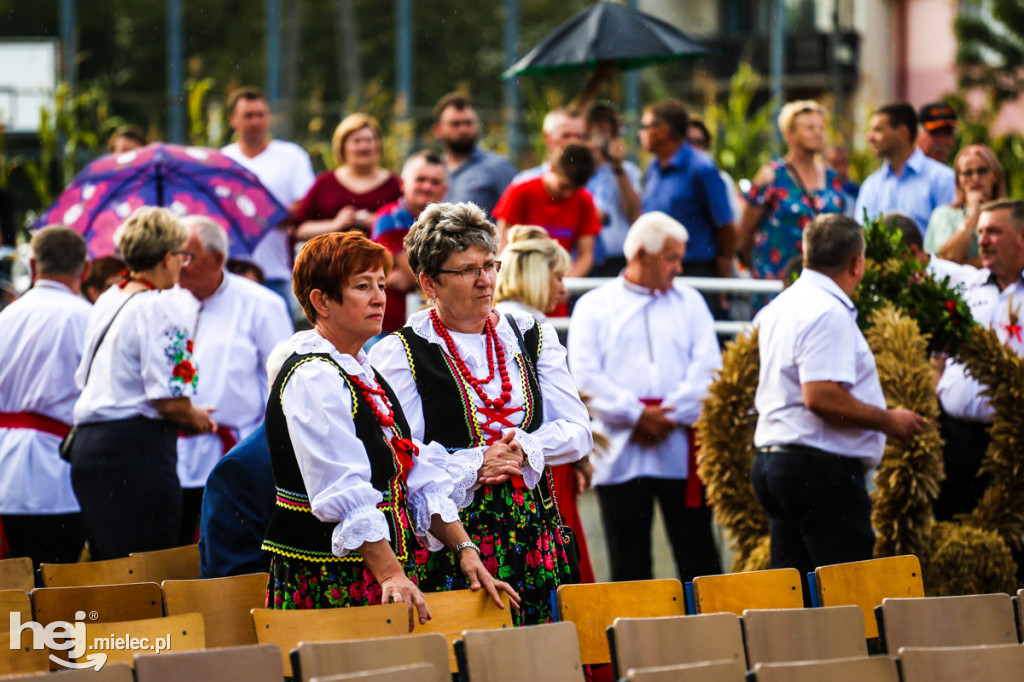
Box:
[925,144,1006,267]
[739,100,848,283]
[69,206,216,560]
[370,202,593,626]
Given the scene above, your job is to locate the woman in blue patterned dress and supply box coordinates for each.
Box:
[739,100,848,283]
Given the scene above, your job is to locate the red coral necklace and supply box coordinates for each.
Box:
[348,374,396,428]
[118,271,157,290]
[429,308,513,409]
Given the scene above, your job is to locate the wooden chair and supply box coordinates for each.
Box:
[1017,588,1024,642]
[456,621,583,682]
[0,662,135,681]
[294,633,449,682]
[413,588,514,673]
[692,568,803,615]
[750,655,899,682]
[131,544,201,583]
[252,603,409,677]
[877,594,1017,653]
[608,613,745,679]
[623,660,747,682]
[32,582,164,626]
[556,579,686,665]
[40,555,147,587]
[134,643,283,682]
[84,612,205,668]
[742,605,868,668]
[309,664,437,682]
[898,643,1024,682]
[0,589,49,676]
[814,554,924,639]
[162,572,268,648]
[0,557,34,591]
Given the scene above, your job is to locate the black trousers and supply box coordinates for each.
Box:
[1,513,85,568]
[178,487,205,546]
[751,445,874,600]
[934,411,992,521]
[69,416,181,561]
[596,477,721,584]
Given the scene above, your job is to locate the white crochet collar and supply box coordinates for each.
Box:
[406,308,537,360]
[288,330,374,378]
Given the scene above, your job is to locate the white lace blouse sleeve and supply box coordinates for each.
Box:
[405,438,460,551]
[280,359,390,558]
[140,291,200,400]
[370,334,487,509]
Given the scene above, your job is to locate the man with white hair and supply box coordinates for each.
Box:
[512,108,587,184]
[175,215,292,544]
[568,212,723,583]
[0,226,91,566]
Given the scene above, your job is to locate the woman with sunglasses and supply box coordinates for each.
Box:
[370,202,593,626]
[925,145,1006,267]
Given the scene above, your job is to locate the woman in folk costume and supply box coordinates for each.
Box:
[370,202,593,625]
[262,231,517,628]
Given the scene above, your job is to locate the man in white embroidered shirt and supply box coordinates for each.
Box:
[934,199,1024,520]
[0,226,92,566]
[569,211,723,583]
[752,214,925,595]
[176,216,293,545]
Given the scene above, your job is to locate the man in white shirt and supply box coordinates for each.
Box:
[176,216,293,544]
[511,109,587,185]
[569,211,723,583]
[934,199,1024,520]
[752,214,925,590]
[0,226,92,566]
[885,211,975,287]
[221,87,316,310]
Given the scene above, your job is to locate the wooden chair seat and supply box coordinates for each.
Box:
[692,568,803,615]
[623,660,747,681]
[0,589,49,676]
[742,605,868,668]
[608,613,745,679]
[750,655,899,682]
[0,662,134,681]
[84,612,206,668]
[456,621,584,682]
[134,643,282,682]
[898,644,1024,682]
[40,556,147,588]
[309,664,437,682]
[32,582,164,626]
[0,557,34,591]
[814,554,924,639]
[161,572,268,648]
[413,589,514,673]
[557,579,686,665]
[878,593,1017,652]
[294,633,449,682]
[131,544,201,583]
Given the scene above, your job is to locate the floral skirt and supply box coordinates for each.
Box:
[419,473,573,626]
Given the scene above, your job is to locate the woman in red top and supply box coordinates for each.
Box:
[293,114,401,239]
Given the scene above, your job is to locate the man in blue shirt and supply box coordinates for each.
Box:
[640,99,736,317]
[432,93,516,216]
[854,102,955,236]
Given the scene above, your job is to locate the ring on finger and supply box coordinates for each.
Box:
[391,592,402,603]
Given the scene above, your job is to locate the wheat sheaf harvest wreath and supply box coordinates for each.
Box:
[696,222,1024,595]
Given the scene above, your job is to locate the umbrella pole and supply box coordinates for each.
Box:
[569,61,618,113]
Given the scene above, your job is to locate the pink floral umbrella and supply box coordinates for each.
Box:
[32,143,290,258]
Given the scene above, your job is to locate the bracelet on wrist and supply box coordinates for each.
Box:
[454,540,481,556]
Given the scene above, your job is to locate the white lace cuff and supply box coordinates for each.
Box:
[448,446,486,509]
[331,506,391,558]
[512,428,544,490]
[410,491,461,552]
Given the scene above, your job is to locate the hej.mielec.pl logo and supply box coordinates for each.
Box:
[9,610,108,670]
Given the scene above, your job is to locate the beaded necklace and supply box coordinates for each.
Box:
[347,372,419,478]
[117,271,158,290]
[429,308,513,410]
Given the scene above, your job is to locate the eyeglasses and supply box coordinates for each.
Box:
[959,167,991,179]
[436,261,501,280]
[638,120,662,131]
[173,249,194,266]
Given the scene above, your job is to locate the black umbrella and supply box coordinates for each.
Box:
[502,1,708,79]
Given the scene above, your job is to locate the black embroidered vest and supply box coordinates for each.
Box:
[262,352,412,563]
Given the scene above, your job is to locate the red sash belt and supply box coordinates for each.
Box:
[0,411,72,439]
[639,398,705,509]
[178,426,238,455]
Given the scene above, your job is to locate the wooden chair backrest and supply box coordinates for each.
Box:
[32,582,163,626]
[880,594,1017,652]
[624,660,747,682]
[162,571,267,649]
[0,557,34,591]
[130,544,201,583]
[84,612,205,668]
[751,655,899,682]
[814,555,924,638]
[252,603,409,677]
[898,644,1024,682]
[557,579,686,665]
[609,613,744,677]
[742,605,868,667]
[0,589,49,676]
[692,569,803,615]
[412,589,514,673]
[295,633,448,682]
[309,664,437,682]
[134,643,283,682]
[0,662,135,681]
[459,621,584,682]
[40,556,147,588]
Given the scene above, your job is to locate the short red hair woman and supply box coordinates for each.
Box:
[263,231,518,628]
